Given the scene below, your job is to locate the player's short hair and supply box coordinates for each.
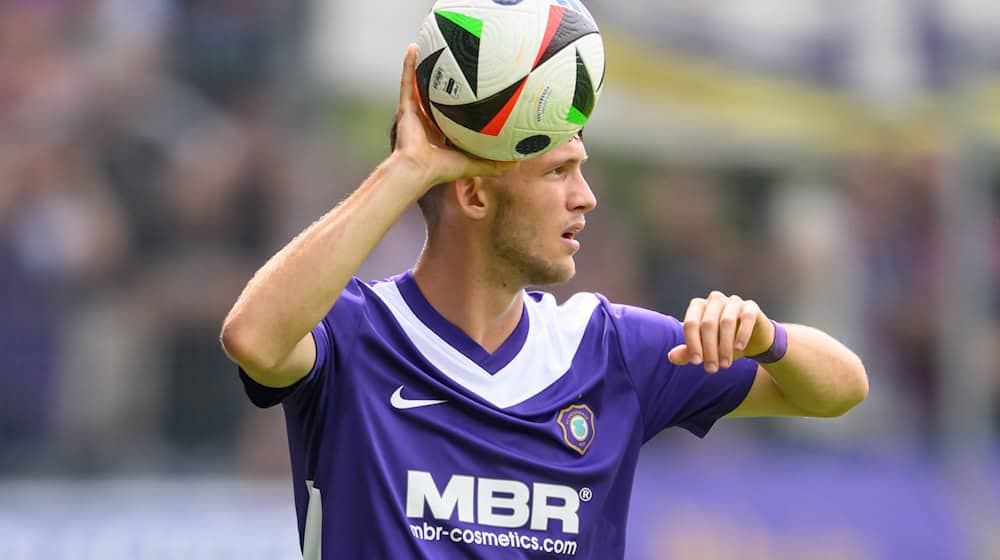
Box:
[389,116,446,227]
[388,116,584,227]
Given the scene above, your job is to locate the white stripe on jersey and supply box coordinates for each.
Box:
[371,282,599,408]
[302,480,322,560]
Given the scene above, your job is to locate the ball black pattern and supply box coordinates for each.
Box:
[515,134,552,156]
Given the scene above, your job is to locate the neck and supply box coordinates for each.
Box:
[412,239,524,354]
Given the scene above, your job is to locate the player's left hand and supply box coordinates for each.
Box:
[667,291,775,373]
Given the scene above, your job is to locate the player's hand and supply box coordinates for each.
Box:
[667,291,775,373]
[393,44,515,188]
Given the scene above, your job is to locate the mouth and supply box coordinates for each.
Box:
[562,221,585,240]
[561,222,584,250]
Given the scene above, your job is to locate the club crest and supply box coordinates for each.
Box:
[556,403,595,455]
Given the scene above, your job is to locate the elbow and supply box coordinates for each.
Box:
[220,318,279,373]
[845,355,870,412]
[220,320,254,368]
[818,357,870,418]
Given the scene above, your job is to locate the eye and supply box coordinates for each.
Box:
[548,166,567,177]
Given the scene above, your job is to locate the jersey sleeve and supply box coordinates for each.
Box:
[609,302,757,441]
[237,278,368,409]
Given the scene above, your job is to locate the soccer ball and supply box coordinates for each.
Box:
[415,0,605,161]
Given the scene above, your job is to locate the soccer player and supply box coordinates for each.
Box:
[220,45,868,559]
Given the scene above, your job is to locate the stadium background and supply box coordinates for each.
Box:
[1,0,999,558]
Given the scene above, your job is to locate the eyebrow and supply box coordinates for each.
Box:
[554,156,589,167]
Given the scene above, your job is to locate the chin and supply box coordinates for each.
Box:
[526,258,576,286]
[558,259,577,283]
[491,237,577,287]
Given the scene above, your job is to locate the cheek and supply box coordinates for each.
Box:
[495,187,558,245]
[500,211,544,255]
[507,212,538,246]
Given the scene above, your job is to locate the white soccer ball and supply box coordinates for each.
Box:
[415,0,605,161]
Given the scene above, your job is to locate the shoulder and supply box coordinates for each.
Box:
[326,275,400,317]
[553,292,684,353]
[522,289,679,344]
[311,276,405,349]
[523,289,678,329]
[524,289,602,320]
[519,290,604,354]
[532,290,679,334]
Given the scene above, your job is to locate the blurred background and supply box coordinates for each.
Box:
[1,0,999,558]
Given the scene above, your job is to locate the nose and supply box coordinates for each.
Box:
[569,173,598,213]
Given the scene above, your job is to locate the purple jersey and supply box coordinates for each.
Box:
[239,271,756,559]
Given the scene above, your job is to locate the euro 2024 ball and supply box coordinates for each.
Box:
[415,0,605,161]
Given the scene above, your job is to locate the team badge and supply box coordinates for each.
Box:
[556,404,596,455]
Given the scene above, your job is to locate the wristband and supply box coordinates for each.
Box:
[748,320,787,364]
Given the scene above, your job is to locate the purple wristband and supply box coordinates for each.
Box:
[748,320,787,364]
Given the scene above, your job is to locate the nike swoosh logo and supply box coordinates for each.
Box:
[390,386,447,410]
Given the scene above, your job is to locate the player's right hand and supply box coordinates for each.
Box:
[392,43,515,188]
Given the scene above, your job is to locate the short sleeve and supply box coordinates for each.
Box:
[238,320,332,408]
[610,303,757,441]
[236,278,369,409]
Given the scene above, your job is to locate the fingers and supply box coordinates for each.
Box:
[398,43,418,112]
[468,158,517,177]
[682,298,706,366]
[734,299,760,353]
[679,291,764,374]
[699,292,726,373]
[667,344,690,365]
[717,295,742,369]
[394,42,517,181]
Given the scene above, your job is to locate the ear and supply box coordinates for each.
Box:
[453,176,492,220]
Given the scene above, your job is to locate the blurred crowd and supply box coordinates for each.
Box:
[0,0,317,473]
[1,0,997,478]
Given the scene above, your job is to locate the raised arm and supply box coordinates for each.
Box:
[667,291,868,418]
[220,45,511,387]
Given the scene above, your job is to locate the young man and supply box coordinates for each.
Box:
[221,45,868,559]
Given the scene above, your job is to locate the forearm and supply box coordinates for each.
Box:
[221,155,431,370]
[761,323,868,417]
